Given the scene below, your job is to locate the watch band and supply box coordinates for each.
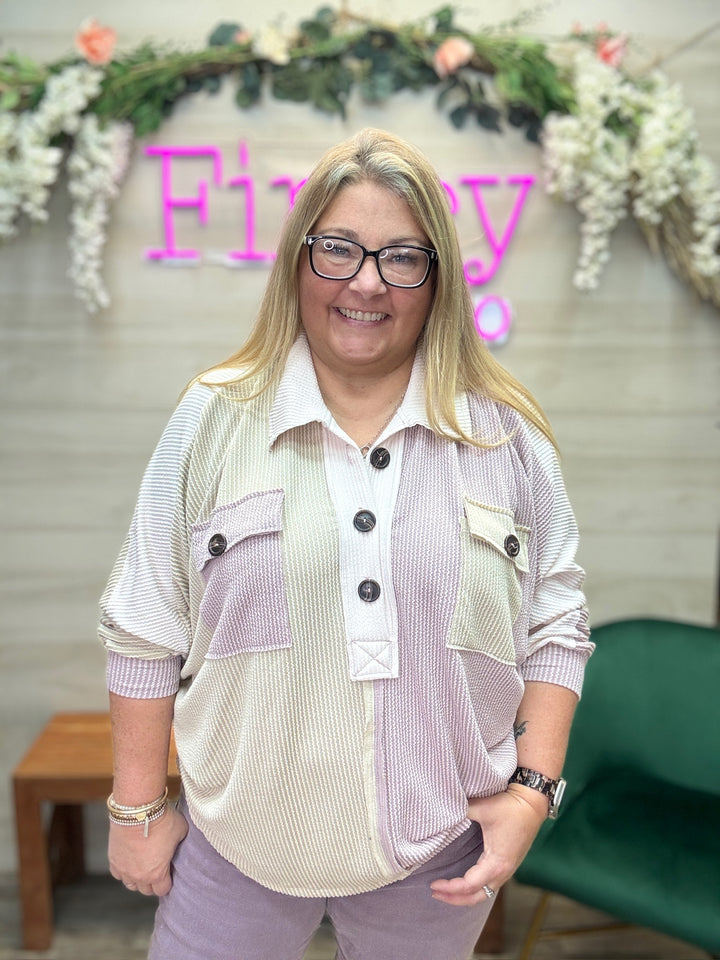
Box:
[508,766,566,819]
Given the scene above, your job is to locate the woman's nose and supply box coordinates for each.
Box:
[349,255,386,294]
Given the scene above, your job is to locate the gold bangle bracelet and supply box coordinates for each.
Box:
[107,786,168,817]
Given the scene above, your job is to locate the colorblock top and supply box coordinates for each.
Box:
[99,335,592,897]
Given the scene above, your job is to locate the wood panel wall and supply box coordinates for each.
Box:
[1,0,718,872]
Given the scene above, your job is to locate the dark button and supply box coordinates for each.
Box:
[353,510,377,532]
[208,533,228,557]
[358,579,381,602]
[369,447,390,469]
[504,534,520,558]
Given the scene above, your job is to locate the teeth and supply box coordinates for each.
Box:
[338,308,387,322]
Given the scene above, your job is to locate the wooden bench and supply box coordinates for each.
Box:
[12,712,180,951]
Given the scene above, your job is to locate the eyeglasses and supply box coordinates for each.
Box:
[304,235,437,288]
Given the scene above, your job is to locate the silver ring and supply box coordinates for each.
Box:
[482,884,496,900]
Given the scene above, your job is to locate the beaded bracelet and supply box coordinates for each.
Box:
[108,805,167,835]
[107,787,169,837]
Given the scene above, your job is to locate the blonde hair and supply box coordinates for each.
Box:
[197,127,555,449]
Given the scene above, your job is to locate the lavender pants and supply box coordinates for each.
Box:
[149,804,491,960]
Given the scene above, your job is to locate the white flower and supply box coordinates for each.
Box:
[0,63,105,240]
[66,115,134,312]
[541,49,720,291]
[254,24,293,65]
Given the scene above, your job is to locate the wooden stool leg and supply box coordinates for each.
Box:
[474,886,505,954]
[13,780,54,951]
[49,804,85,885]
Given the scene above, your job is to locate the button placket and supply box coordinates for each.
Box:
[321,428,403,680]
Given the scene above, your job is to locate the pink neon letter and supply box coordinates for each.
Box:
[227,142,275,262]
[271,176,308,209]
[441,180,459,215]
[474,295,513,342]
[145,146,223,260]
[461,176,535,285]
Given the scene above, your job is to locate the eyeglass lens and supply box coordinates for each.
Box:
[310,237,431,286]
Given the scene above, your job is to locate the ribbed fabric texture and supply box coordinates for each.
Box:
[100,335,592,897]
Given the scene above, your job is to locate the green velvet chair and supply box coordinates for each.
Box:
[514,617,720,959]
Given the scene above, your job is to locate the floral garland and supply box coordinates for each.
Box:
[0,7,718,313]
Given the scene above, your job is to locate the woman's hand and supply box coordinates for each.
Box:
[109,804,188,896]
[429,786,547,906]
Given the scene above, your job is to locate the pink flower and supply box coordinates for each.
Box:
[75,19,117,65]
[233,29,252,46]
[596,33,627,68]
[433,36,475,79]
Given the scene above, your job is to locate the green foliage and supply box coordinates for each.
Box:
[0,6,586,135]
[235,62,262,108]
[272,57,353,117]
[433,7,456,32]
[208,23,242,47]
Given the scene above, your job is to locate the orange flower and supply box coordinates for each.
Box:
[433,36,475,79]
[75,18,117,65]
[596,33,627,68]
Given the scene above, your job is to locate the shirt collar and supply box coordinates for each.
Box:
[268,334,472,447]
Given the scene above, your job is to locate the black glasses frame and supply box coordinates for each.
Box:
[304,235,438,288]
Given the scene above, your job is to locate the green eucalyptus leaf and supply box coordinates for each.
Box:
[449,104,468,129]
[362,70,394,102]
[235,83,260,108]
[272,62,311,102]
[241,61,262,95]
[208,23,242,47]
[300,21,331,43]
[477,103,502,132]
[433,6,455,32]
[129,101,164,136]
[525,119,542,143]
[436,77,459,109]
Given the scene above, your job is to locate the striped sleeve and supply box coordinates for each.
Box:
[98,383,214,679]
[522,426,593,694]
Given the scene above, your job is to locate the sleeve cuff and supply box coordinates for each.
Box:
[520,644,591,698]
[106,650,183,698]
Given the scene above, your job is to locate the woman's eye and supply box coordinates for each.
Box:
[388,249,416,265]
[323,241,351,257]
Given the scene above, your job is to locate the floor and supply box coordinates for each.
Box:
[0,873,711,960]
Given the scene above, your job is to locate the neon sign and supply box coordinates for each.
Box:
[144,141,532,344]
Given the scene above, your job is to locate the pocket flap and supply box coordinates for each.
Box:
[192,489,285,572]
[463,498,530,573]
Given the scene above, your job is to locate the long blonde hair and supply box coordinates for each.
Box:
[197,127,555,448]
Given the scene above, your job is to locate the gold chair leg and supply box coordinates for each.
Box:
[517,891,552,960]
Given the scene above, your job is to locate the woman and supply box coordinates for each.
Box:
[100,127,592,960]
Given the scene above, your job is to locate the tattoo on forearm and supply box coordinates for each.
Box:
[514,720,528,740]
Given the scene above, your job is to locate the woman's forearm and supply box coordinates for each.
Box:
[109,691,175,805]
[509,680,578,815]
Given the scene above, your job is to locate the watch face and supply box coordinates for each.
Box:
[548,778,567,820]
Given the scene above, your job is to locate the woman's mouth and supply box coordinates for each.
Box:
[336,307,389,323]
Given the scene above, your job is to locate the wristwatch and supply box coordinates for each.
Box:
[508,766,566,820]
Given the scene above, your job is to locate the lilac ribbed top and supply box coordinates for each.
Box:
[99,335,592,896]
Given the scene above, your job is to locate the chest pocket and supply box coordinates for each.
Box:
[191,489,293,657]
[447,498,530,664]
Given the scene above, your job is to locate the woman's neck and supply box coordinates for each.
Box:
[314,357,413,449]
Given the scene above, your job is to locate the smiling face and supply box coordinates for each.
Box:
[298,180,435,385]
